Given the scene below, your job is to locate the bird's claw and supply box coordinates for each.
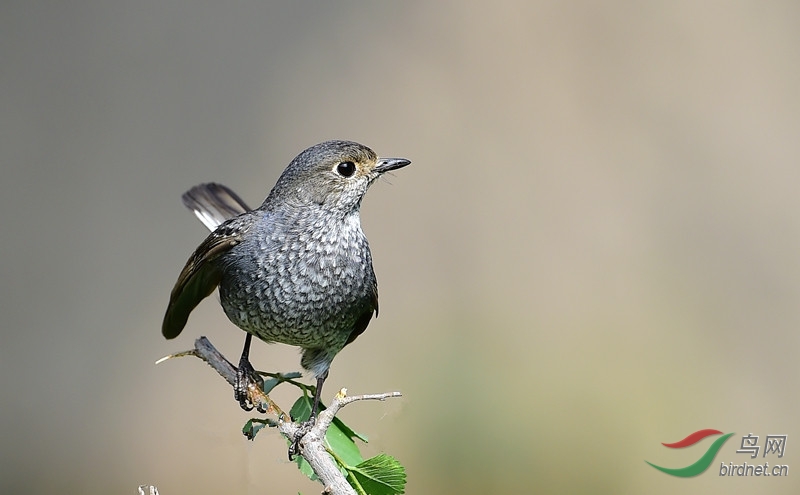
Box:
[288,416,316,460]
[235,358,266,413]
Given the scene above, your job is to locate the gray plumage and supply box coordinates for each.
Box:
[163,140,410,393]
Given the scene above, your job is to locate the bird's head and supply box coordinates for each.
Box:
[263,140,410,215]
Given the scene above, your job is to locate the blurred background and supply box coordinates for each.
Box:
[2,1,799,493]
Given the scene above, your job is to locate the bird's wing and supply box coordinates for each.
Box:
[344,290,379,347]
[161,217,252,339]
[182,183,251,231]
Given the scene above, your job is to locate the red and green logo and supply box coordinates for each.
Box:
[646,429,735,477]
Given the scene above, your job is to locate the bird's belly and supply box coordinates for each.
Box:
[218,265,373,349]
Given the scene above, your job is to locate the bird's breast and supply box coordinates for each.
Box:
[217,213,377,348]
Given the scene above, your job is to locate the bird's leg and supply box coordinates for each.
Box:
[235,333,266,413]
[288,370,328,460]
[310,371,326,419]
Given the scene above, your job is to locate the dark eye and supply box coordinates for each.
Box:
[336,161,356,177]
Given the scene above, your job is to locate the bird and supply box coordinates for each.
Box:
[162,140,410,442]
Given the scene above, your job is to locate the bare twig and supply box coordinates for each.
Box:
[160,336,402,495]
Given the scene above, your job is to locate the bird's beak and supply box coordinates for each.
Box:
[374,158,411,174]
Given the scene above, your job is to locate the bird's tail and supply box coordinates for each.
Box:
[182,183,251,231]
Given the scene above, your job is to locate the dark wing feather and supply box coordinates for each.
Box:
[163,184,254,339]
[161,220,248,339]
[344,290,379,347]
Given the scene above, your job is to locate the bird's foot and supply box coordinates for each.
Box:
[288,416,317,460]
[235,357,266,413]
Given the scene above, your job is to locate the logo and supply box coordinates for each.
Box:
[646,429,734,477]
[647,429,789,477]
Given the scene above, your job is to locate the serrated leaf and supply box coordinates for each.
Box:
[349,454,406,495]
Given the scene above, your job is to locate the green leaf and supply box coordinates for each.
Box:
[289,394,367,443]
[261,377,281,395]
[260,371,304,395]
[333,415,369,443]
[242,418,267,440]
[325,414,364,467]
[290,394,313,422]
[289,395,315,478]
[287,395,364,479]
[348,454,406,495]
[295,454,316,481]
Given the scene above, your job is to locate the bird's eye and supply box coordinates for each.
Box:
[336,161,356,177]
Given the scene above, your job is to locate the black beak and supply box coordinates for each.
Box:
[374,158,411,174]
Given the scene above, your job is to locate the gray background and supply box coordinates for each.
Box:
[2,1,799,493]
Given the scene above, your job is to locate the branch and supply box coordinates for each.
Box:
[160,336,402,495]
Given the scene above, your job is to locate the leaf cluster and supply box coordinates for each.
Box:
[242,373,406,495]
